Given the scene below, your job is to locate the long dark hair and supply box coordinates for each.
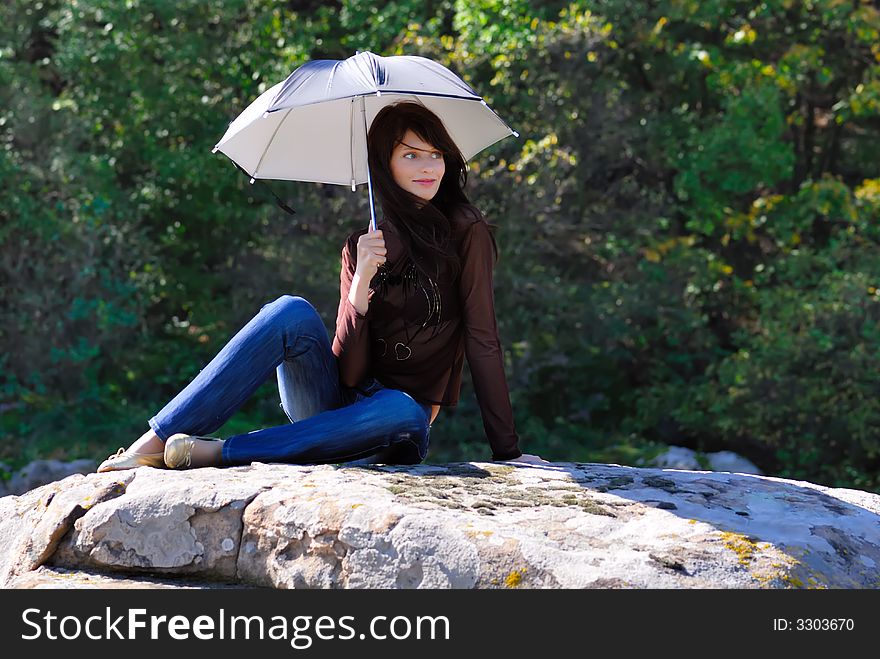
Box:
[367,101,496,283]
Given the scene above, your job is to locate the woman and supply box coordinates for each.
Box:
[97,101,546,472]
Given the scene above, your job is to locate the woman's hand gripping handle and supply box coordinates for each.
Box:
[349,229,386,316]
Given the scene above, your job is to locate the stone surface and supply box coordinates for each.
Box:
[0,471,136,586]
[1,462,878,589]
[6,566,252,589]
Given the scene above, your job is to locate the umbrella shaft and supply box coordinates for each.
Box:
[361,96,378,233]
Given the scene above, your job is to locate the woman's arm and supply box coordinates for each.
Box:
[333,229,388,387]
[333,240,370,387]
[458,215,523,461]
[348,270,371,316]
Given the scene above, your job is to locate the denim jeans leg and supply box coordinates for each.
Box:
[276,311,346,423]
[148,295,344,441]
[222,388,432,466]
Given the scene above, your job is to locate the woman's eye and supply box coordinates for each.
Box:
[431,152,442,159]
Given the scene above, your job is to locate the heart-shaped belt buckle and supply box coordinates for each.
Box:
[394,342,412,361]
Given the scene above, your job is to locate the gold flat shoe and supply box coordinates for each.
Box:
[97,447,166,472]
[164,433,222,469]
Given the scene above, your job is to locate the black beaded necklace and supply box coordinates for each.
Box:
[372,257,442,361]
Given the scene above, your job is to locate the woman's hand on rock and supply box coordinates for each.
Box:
[503,453,550,465]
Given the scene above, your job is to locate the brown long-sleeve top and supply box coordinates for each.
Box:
[331,204,522,461]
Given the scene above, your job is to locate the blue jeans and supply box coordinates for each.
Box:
[148,295,432,466]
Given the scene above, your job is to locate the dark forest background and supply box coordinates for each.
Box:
[3,0,880,492]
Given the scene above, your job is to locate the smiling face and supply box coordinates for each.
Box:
[389,129,446,203]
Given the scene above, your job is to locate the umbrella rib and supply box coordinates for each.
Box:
[253,106,295,179]
[407,58,478,98]
[350,98,356,189]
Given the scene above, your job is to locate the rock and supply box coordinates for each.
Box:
[1,462,878,588]
[649,447,763,476]
[6,458,98,496]
[649,446,701,470]
[0,471,135,586]
[0,462,10,498]
[706,450,763,475]
[6,566,252,589]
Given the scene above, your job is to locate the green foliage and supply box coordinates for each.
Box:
[3,0,880,492]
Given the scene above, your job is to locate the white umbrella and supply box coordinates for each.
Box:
[213,50,518,231]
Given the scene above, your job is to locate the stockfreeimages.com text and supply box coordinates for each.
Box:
[21,607,450,649]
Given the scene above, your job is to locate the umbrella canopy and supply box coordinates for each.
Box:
[213,50,518,229]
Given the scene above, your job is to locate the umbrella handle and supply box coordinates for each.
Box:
[360,95,378,233]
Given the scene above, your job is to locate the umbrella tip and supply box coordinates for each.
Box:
[249,177,256,185]
[351,179,356,192]
[211,146,219,153]
[512,130,520,138]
